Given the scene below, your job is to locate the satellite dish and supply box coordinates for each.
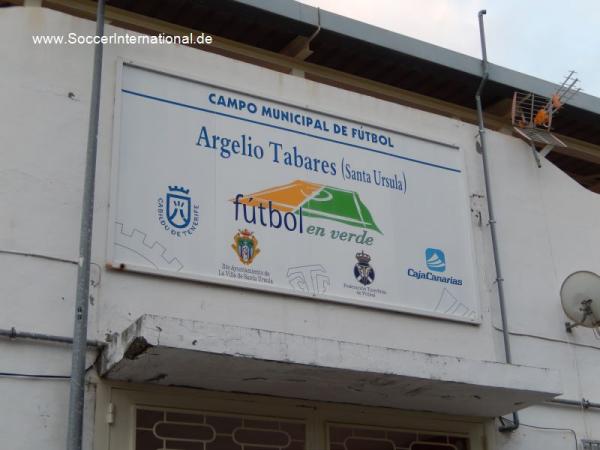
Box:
[560,271,600,332]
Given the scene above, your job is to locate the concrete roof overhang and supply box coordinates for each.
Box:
[101,314,562,417]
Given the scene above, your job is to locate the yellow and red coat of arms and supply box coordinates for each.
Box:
[231,229,260,265]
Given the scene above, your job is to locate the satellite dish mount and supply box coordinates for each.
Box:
[560,271,600,335]
[565,298,597,332]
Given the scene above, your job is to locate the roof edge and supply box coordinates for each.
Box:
[231,0,600,115]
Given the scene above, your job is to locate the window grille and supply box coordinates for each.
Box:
[328,424,469,450]
[583,440,600,450]
[135,406,306,450]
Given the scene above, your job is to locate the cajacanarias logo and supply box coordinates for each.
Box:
[232,179,381,233]
[425,248,446,272]
[407,248,463,286]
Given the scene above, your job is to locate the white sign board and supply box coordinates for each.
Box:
[109,63,480,323]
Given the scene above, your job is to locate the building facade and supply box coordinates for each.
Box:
[1,2,600,450]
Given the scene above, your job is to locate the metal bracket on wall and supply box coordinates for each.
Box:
[530,143,542,168]
[539,144,555,158]
[514,126,566,168]
[529,143,555,168]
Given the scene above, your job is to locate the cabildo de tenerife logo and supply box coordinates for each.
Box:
[157,186,200,237]
[407,248,463,286]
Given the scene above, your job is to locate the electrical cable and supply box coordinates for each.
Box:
[0,355,99,381]
[499,417,578,450]
[0,249,77,265]
[493,325,600,351]
[0,372,70,380]
[0,249,102,289]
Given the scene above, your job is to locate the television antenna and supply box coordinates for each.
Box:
[512,71,581,167]
[561,271,600,335]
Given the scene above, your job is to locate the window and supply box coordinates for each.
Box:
[98,385,483,450]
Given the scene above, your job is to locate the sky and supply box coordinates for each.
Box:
[297,0,600,98]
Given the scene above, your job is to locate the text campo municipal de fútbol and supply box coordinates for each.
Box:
[219,263,273,284]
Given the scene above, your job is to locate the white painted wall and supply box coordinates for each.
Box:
[1,6,599,450]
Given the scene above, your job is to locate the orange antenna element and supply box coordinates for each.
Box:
[534,109,549,126]
[551,94,562,110]
[512,71,581,132]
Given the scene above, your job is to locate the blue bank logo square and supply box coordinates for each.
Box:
[425,248,446,272]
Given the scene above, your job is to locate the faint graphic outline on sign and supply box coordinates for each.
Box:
[114,222,183,271]
[287,264,330,296]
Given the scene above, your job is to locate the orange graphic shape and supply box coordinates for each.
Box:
[235,180,323,212]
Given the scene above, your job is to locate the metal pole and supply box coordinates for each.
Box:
[474,10,520,432]
[476,10,512,364]
[66,1,105,449]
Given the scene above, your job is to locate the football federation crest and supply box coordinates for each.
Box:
[166,186,191,229]
[354,251,375,285]
[232,229,260,265]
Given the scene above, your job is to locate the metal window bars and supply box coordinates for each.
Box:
[583,440,600,450]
